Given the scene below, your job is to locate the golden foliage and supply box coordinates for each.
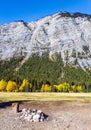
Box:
[19,79,29,91]
[0,79,7,91]
[76,85,83,92]
[6,80,17,92]
[55,82,83,92]
[71,85,83,92]
[41,84,51,92]
[55,82,70,92]
[0,78,83,92]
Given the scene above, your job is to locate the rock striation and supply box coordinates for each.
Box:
[1,12,91,68]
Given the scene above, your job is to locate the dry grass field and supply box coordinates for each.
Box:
[0,92,91,102]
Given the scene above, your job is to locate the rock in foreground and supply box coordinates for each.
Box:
[19,108,48,122]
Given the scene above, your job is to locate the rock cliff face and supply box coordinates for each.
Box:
[0,12,91,68]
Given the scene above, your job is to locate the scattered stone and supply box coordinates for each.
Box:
[19,108,48,122]
[37,110,42,114]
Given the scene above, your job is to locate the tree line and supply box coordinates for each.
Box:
[0,52,91,92]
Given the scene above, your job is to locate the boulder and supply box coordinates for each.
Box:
[12,103,19,113]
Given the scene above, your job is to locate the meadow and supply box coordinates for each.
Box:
[0,92,91,102]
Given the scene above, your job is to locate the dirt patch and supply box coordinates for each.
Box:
[0,100,91,130]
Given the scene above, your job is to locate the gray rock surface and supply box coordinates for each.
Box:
[1,12,91,68]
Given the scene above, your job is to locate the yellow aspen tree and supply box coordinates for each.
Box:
[6,80,17,92]
[41,84,51,92]
[0,79,7,91]
[76,85,83,92]
[19,79,30,92]
[55,82,70,92]
[44,84,51,92]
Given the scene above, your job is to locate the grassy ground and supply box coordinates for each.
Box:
[0,92,91,102]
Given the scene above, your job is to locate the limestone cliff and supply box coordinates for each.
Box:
[0,12,91,68]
